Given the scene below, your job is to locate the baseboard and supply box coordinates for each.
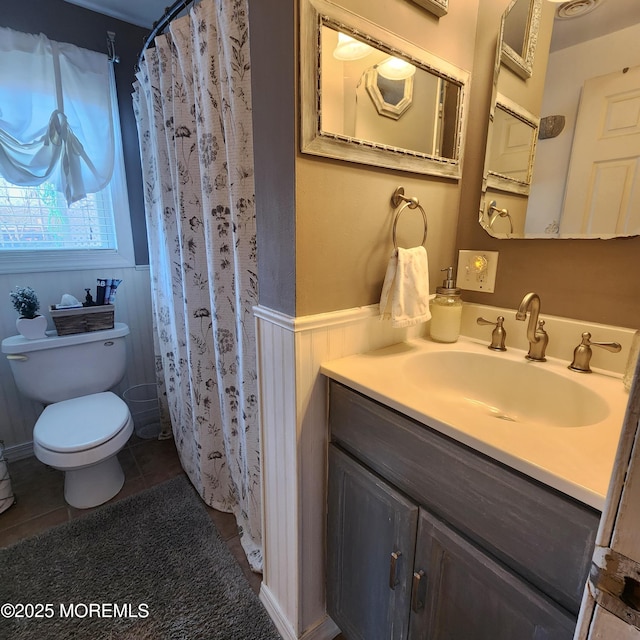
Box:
[259,584,340,640]
[260,584,297,640]
[4,441,33,461]
[300,614,341,640]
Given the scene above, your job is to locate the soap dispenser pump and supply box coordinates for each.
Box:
[430,266,463,343]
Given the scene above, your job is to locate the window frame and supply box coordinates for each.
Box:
[0,65,135,275]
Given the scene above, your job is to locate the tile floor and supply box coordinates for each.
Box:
[0,434,262,595]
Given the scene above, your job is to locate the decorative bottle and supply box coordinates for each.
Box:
[430,266,463,343]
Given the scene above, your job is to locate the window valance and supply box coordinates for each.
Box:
[0,27,115,205]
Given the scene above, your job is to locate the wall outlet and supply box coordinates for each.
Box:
[457,250,499,293]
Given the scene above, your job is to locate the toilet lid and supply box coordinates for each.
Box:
[35,392,130,453]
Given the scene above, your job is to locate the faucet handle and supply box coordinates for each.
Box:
[568,332,622,373]
[477,316,507,352]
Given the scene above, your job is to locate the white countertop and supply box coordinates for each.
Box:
[321,336,630,511]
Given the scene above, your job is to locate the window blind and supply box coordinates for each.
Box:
[0,175,117,251]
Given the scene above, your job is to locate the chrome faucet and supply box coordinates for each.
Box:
[516,292,548,362]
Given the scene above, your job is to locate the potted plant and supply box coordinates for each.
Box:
[10,286,47,340]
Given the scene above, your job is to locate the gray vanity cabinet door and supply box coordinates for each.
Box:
[408,508,576,640]
[328,445,418,640]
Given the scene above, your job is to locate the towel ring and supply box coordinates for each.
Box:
[488,200,513,234]
[391,187,428,250]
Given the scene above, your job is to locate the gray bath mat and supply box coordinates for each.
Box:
[0,475,281,639]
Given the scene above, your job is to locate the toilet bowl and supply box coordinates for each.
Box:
[33,392,134,509]
[1,323,134,509]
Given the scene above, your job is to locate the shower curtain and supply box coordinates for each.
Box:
[133,0,261,571]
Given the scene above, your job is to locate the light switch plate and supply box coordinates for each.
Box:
[457,250,499,293]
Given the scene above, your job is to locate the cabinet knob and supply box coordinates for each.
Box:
[389,551,402,590]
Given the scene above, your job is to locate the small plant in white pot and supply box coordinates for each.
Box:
[10,286,47,340]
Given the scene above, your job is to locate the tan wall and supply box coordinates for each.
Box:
[295,0,480,316]
[254,0,640,327]
[457,0,640,330]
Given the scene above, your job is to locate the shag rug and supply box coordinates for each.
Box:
[0,475,281,640]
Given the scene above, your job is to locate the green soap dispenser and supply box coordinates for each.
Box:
[430,266,462,343]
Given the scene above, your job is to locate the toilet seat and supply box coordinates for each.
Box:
[35,392,130,453]
[33,392,133,472]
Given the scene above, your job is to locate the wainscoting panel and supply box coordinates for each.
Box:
[256,313,299,634]
[255,304,424,640]
[0,266,156,456]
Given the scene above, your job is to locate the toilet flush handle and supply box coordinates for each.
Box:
[6,354,28,361]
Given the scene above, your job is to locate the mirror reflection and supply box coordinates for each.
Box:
[482,0,640,239]
[364,67,414,120]
[320,25,461,161]
[503,0,528,54]
[486,97,538,193]
[500,0,542,79]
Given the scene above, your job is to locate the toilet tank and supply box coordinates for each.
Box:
[1,323,130,404]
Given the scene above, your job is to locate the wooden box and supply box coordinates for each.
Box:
[49,304,115,336]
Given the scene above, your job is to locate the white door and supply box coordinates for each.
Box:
[574,355,640,638]
[560,66,640,237]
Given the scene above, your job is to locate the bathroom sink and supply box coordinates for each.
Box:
[321,336,629,509]
[403,350,609,428]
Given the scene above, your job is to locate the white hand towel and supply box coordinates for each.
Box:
[379,246,431,328]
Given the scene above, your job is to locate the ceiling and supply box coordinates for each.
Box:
[63,0,173,29]
[550,0,640,51]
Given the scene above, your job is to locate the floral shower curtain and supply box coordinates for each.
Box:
[132,0,261,571]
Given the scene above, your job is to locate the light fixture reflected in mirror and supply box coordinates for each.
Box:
[376,57,416,81]
[333,32,373,60]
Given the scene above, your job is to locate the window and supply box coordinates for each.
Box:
[0,28,134,273]
[0,178,116,251]
[0,133,134,274]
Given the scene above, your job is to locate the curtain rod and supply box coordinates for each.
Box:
[136,0,196,70]
[107,31,119,63]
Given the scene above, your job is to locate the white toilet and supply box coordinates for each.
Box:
[1,323,134,509]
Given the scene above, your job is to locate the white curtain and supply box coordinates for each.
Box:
[0,27,115,205]
[133,0,262,570]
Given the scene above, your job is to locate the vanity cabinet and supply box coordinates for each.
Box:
[327,381,600,640]
[327,445,418,639]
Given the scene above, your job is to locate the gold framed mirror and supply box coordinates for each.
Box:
[300,0,470,179]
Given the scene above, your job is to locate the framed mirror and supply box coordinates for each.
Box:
[481,0,640,239]
[300,0,470,179]
[485,94,539,196]
[500,0,542,80]
[364,66,414,120]
[409,0,448,19]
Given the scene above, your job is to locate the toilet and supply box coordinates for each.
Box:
[1,323,134,509]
